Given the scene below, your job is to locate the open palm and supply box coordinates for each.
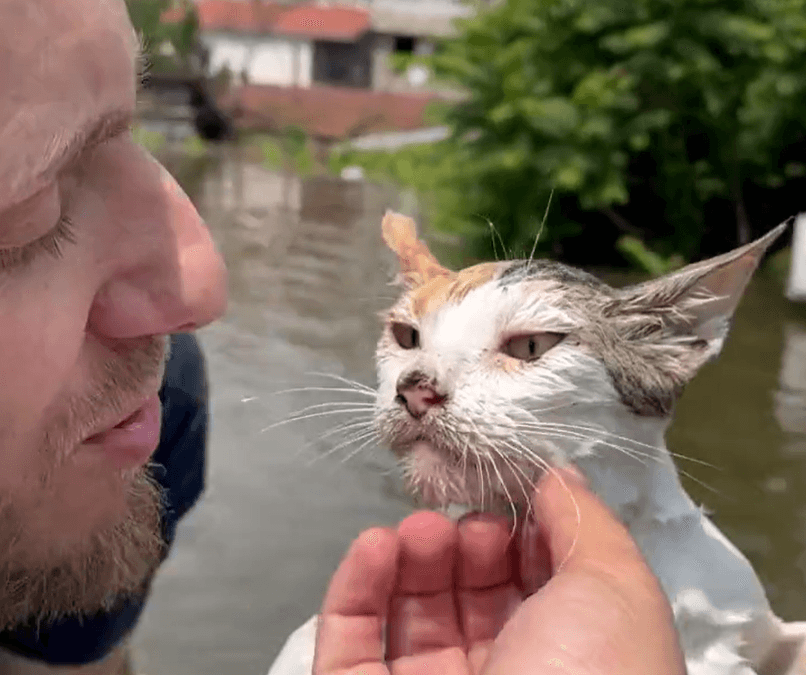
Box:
[313,471,685,675]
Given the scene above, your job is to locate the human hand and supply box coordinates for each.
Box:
[313,468,686,675]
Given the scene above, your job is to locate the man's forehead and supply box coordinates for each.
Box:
[0,0,138,209]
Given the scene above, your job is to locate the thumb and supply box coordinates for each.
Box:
[531,467,650,578]
[487,468,686,675]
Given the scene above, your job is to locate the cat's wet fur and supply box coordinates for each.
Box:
[371,211,804,675]
[375,211,787,509]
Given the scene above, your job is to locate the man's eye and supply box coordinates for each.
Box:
[0,217,76,272]
[391,322,420,349]
[502,332,564,361]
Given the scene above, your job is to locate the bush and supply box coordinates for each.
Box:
[126,0,200,72]
[402,0,806,266]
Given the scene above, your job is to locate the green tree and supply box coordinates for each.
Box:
[126,0,200,72]
[399,0,806,264]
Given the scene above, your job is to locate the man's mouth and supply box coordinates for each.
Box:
[82,393,162,469]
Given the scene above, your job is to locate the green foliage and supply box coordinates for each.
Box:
[126,0,199,72]
[384,0,806,264]
[616,235,684,275]
[182,134,208,158]
[132,125,167,155]
[257,128,319,177]
[260,136,286,171]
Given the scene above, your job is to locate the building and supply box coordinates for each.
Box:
[368,0,471,94]
[161,0,470,140]
[163,2,372,89]
[165,0,471,92]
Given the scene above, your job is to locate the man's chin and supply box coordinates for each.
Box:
[0,467,165,631]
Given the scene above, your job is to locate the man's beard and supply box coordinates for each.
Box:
[0,336,171,632]
[0,469,164,631]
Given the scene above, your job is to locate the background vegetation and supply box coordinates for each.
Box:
[341,0,806,268]
[126,0,200,73]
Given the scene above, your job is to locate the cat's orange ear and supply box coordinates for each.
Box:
[381,211,452,288]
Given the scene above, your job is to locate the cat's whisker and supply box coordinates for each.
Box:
[295,419,376,463]
[527,187,554,268]
[492,447,533,532]
[339,433,382,465]
[261,408,375,433]
[519,401,584,415]
[672,467,723,496]
[319,418,377,442]
[514,423,653,466]
[498,448,536,506]
[487,445,519,529]
[477,454,489,513]
[282,401,377,417]
[517,423,718,492]
[270,386,376,398]
[304,371,377,394]
[312,428,379,464]
[468,418,497,512]
[485,217,509,262]
[513,425,722,497]
[503,438,581,571]
[497,441,543,522]
[305,433,376,468]
[518,416,720,469]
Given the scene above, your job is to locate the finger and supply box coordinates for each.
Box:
[386,511,463,662]
[484,468,685,675]
[517,511,552,596]
[315,527,399,675]
[532,467,652,580]
[455,513,522,672]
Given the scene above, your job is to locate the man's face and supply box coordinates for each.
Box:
[0,0,227,628]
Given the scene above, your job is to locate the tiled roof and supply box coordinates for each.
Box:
[223,84,440,139]
[162,1,284,33]
[271,5,371,41]
[163,1,370,41]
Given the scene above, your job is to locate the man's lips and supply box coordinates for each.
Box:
[82,393,162,469]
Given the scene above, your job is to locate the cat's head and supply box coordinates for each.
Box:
[374,211,787,509]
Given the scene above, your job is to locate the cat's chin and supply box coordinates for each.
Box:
[399,439,539,513]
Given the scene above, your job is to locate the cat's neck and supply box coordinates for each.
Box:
[571,411,699,527]
[573,408,777,659]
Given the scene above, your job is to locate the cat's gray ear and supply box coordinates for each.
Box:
[613,220,789,351]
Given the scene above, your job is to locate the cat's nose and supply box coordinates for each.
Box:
[395,382,447,419]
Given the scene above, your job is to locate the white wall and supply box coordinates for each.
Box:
[203,33,313,87]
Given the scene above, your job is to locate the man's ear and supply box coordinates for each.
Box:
[613,220,789,355]
[381,211,452,289]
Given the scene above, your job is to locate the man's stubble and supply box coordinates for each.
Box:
[0,336,172,631]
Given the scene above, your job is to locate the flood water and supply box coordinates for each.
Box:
[129,146,806,675]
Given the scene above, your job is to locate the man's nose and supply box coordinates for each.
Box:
[88,155,228,338]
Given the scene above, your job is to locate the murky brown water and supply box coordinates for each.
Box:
[129,146,806,675]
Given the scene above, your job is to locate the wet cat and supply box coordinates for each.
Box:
[267,212,806,675]
[372,211,803,675]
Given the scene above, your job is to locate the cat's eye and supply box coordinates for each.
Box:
[502,332,564,361]
[391,322,420,349]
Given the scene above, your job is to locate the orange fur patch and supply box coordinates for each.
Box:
[381,211,450,288]
[410,262,499,318]
[380,211,501,318]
